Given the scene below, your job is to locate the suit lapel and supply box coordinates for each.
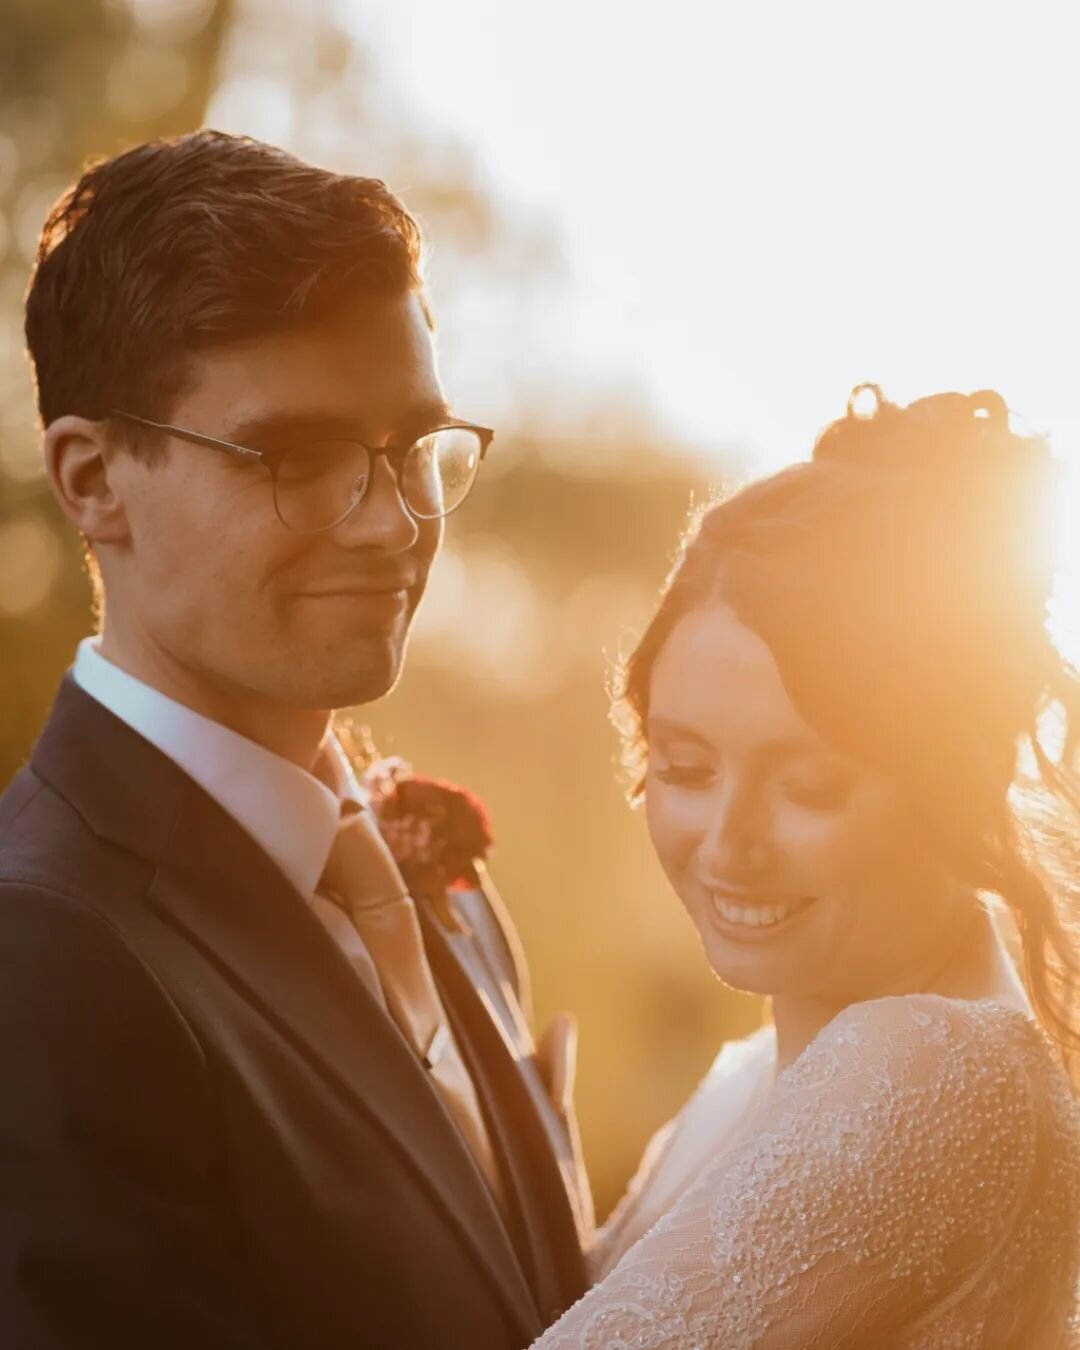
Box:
[31,679,541,1343]
[438,888,594,1246]
[420,904,589,1320]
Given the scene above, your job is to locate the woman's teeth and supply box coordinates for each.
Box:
[712,896,810,928]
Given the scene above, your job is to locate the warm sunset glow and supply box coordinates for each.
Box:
[1048,441,1080,667]
[360,0,1080,668]
[4,0,1078,1242]
[366,4,1077,437]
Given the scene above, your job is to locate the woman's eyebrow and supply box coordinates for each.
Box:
[645,717,714,749]
[757,735,835,767]
[646,721,833,766]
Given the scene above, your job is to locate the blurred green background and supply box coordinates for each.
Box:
[0,0,762,1220]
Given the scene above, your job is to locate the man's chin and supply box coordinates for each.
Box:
[306,639,408,711]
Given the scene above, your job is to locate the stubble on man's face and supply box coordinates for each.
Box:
[101,291,447,734]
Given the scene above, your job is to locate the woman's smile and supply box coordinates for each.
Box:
[703,890,819,940]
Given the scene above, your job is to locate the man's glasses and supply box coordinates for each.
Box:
[110,410,495,534]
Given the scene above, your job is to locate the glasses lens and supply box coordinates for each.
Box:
[272,442,371,533]
[400,427,483,520]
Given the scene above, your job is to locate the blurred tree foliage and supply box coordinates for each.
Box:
[0,0,235,776]
[0,0,759,1217]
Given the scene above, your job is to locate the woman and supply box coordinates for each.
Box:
[535,387,1080,1347]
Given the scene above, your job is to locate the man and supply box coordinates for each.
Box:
[0,131,592,1349]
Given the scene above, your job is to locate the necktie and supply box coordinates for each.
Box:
[318,807,504,1207]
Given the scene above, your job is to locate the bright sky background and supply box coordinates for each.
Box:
[363,2,1077,452]
[358,0,1079,654]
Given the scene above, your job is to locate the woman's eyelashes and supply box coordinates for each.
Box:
[777,767,854,810]
[651,752,854,809]
[654,761,716,789]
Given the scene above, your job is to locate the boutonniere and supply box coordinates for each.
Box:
[361,756,494,931]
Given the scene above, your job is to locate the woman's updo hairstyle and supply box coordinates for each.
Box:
[615,386,1080,1066]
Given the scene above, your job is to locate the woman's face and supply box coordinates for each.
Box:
[644,603,965,1002]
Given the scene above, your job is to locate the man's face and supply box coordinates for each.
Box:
[101,293,445,717]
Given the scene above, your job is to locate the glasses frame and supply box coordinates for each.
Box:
[109,409,495,533]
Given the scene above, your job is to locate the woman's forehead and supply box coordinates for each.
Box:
[649,604,821,752]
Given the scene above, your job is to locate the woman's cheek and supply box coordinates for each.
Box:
[645,779,706,879]
[771,799,865,895]
[772,796,838,848]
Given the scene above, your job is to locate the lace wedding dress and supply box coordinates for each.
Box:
[534,995,1080,1348]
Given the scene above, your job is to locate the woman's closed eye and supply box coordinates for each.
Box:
[777,769,853,809]
[653,762,717,789]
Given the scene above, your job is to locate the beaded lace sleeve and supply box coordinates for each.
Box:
[533,995,1046,1349]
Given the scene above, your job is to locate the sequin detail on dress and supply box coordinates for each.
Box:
[534,996,1080,1348]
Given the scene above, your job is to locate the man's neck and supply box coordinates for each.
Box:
[96,629,331,771]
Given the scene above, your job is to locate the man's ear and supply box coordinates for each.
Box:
[43,415,131,546]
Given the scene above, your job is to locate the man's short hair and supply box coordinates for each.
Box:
[25,130,426,447]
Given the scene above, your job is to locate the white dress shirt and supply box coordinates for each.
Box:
[72,637,385,1003]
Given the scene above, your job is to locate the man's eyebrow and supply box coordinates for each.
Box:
[405,397,456,430]
[221,410,354,447]
[222,401,457,448]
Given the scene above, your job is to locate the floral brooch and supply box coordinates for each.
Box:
[361,756,494,929]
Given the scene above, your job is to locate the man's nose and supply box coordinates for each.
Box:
[334,456,419,552]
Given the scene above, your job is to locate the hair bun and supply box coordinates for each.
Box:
[813,384,1051,478]
[966,389,1010,424]
[845,382,889,420]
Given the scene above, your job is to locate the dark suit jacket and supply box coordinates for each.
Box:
[0,677,591,1349]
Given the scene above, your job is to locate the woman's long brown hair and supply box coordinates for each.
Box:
[614,387,1080,1075]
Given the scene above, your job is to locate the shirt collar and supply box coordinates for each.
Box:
[72,637,362,899]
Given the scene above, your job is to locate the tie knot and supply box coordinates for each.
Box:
[319,809,410,913]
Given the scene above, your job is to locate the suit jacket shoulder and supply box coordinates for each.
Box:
[0,778,267,1349]
[0,685,554,1349]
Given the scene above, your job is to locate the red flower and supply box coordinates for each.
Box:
[362,759,494,924]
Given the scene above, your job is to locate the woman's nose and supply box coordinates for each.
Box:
[696,792,773,882]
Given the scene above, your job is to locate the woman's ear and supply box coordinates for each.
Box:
[43,415,131,546]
